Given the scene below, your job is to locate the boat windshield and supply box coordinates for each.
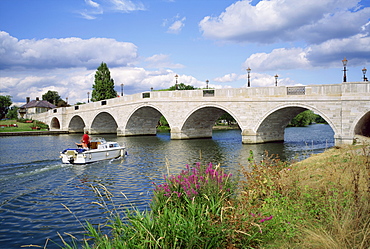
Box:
[90,137,106,143]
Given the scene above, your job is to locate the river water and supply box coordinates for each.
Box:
[0,124,334,248]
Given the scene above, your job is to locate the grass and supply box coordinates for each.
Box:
[56,144,370,249]
[0,119,49,132]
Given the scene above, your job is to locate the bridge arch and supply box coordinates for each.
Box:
[173,105,239,139]
[122,105,165,136]
[247,103,337,143]
[68,115,85,133]
[352,111,370,137]
[90,112,118,134]
[50,117,60,130]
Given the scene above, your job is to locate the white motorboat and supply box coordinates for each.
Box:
[60,137,126,164]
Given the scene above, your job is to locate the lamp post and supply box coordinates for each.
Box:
[121,83,124,96]
[342,57,348,82]
[246,67,251,87]
[274,74,278,86]
[87,92,90,103]
[206,80,209,89]
[175,74,178,90]
[362,67,367,81]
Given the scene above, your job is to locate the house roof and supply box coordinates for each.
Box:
[20,100,56,109]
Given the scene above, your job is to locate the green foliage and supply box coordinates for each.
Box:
[61,146,370,249]
[289,110,317,127]
[157,115,169,129]
[0,95,12,119]
[5,105,18,119]
[42,90,62,105]
[92,62,117,101]
[168,83,196,90]
[315,115,328,124]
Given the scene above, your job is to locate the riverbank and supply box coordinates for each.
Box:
[0,130,69,136]
[62,144,369,248]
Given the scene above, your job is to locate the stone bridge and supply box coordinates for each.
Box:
[30,82,370,145]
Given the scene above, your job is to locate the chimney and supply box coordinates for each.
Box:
[26,97,30,103]
[36,97,39,101]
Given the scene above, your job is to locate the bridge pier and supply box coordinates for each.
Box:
[241,129,284,144]
[334,135,355,145]
[117,126,157,137]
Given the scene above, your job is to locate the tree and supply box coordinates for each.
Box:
[289,110,316,127]
[168,83,196,91]
[92,62,117,101]
[42,90,62,105]
[6,106,18,119]
[0,95,12,119]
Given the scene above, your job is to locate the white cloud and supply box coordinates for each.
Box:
[213,73,239,82]
[79,0,145,19]
[144,54,184,69]
[109,0,145,13]
[168,17,186,34]
[199,0,370,44]
[0,66,205,105]
[242,33,370,72]
[164,15,186,34]
[0,31,138,70]
[85,0,100,8]
[243,47,310,71]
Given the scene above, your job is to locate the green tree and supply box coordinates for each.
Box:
[92,62,117,101]
[6,105,18,119]
[0,95,12,119]
[158,116,169,127]
[168,83,196,91]
[42,90,62,105]
[289,110,316,127]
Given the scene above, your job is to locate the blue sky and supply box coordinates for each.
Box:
[1,0,369,105]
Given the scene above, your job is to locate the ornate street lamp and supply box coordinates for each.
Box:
[121,83,124,96]
[274,74,278,86]
[174,74,178,90]
[206,80,209,89]
[87,92,90,103]
[342,57,348,82]
[246,67,251,87]
[362,67,367,81]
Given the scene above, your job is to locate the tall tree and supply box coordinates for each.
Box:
[0,95,12,120]
[92,62,117,101]
[42,90,62,105]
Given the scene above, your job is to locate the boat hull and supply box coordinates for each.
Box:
[61,147,125,164]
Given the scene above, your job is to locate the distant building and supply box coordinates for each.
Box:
[18,97,56,119]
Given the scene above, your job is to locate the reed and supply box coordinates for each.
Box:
[58,144,369,248]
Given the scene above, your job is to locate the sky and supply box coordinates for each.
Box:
[0,0,369,106]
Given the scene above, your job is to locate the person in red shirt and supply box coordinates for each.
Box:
[80,131,90,148]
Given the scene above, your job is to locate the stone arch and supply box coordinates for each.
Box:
[90,112,118,134]
[253,103,337,143]
[124,105,165,136]
[50,117,60,129]
[353,111,370,137]
[68,115,85,133]
[177,105,239,139]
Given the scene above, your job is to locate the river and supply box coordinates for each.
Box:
[0,124,334,248]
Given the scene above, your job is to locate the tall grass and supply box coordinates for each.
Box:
[59,145,369,249]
